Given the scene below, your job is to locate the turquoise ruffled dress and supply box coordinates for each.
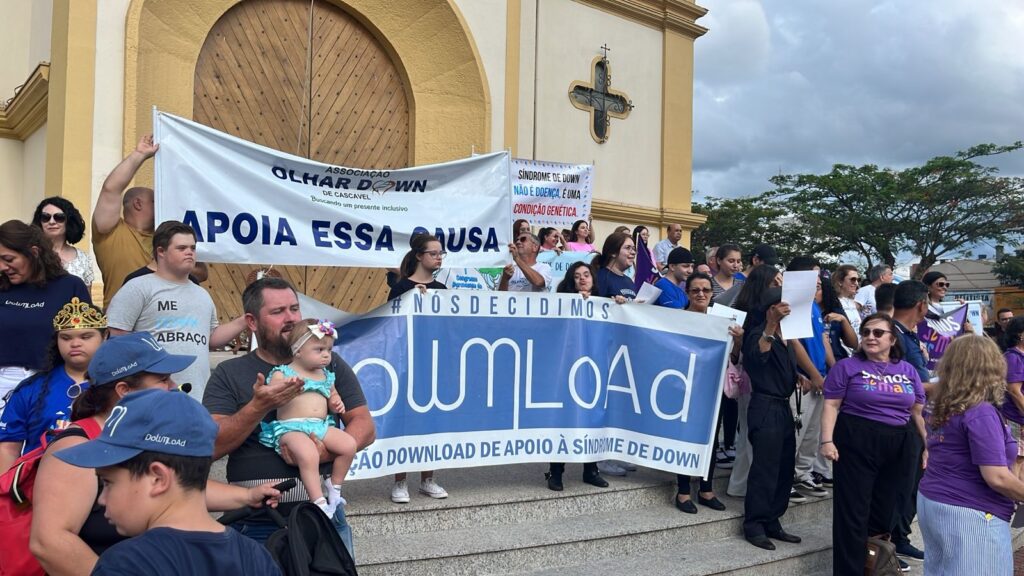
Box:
[258,365,336,454]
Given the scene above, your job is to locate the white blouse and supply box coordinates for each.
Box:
[63,247,95,286]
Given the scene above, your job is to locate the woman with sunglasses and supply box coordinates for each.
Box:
[671,272,741,513]
[31,197,94,289]
[831,265,863,350]
[387,233,449,503]
[819,313,927,575]
[921,271,974,335]
[0,221,91,416]
[0,298,106,471]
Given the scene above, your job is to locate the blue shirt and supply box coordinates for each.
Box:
[799,302,827,377]
[653,277,688,309]
[0,274,90,369]
[91,527,281,576]
[596,268,637,300]
[894,319,931,382]
[0,367,79,454]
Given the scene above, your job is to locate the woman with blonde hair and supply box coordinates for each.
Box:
[918,335,1024,576]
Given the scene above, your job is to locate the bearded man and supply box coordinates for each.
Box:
[202,277,375,554]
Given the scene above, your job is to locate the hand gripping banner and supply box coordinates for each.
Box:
[336,290,733,479]
[153,109,511,268]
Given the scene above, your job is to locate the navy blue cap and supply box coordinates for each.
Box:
[55,389,218,468]
[88,332,195,386]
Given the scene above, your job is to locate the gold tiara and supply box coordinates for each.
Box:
[52,297,108,331]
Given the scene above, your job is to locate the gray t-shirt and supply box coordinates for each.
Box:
[203,351,367,492]
[107,274,218,400]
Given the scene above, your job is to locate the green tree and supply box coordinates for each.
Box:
[690,195,832,265]
[770,142,1024,277]
[993,247,1024,288]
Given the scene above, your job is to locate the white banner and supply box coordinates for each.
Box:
[511,158,592,228]
[153,110,511,268]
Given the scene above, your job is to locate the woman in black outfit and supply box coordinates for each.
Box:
[544,262,609,491]
[741,284,805,551]
[387,233,450,502]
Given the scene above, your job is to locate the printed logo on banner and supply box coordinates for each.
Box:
[153,110,511,268]
[336,291,731,479]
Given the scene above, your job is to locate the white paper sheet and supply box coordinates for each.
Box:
[709,303,747,327]
[636,282,662,305]
[779,270,818,340]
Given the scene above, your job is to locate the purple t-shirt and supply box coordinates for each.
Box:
[1002,348,1024,424]
[920,403,1018,521]
[824,356,924,426]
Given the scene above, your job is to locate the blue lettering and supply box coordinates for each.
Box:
[275,218,296,246]
[182,211,203,241]
[271,166,287,180]
[395,180,427,192]
[482,228,499,252]
[450,294,460,313]
[332,221,353,249]
[232,213,258,245]
[312,220,330,247]
[207,212,230,242]
[357,179,372,190]
[446,227,466,251]
[354,223,374,250]
[376,226,393,251]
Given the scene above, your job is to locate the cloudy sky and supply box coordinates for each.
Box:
[691,0,1024,202]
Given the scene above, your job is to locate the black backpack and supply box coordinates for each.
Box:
[265,503,358,576]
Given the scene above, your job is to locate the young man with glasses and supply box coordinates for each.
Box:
[499,233,552,292]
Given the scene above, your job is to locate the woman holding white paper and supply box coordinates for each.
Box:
[671,272,741,513]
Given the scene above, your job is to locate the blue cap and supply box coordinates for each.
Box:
[88,332,196,386]
[55,389,218,468]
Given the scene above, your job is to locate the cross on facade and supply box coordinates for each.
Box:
[568,48,633,143]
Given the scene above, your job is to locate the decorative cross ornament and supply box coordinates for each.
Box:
[568,45,634,144]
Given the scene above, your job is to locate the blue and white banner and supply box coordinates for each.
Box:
[512,158,593,228]
[336,290,732,478]
[152,110,511,268]
[434,251,595,293]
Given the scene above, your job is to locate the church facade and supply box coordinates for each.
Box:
[0,0,707,313]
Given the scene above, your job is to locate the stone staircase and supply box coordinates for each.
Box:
[341,464,834,575]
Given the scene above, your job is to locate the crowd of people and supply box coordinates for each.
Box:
[1,137,1022,575]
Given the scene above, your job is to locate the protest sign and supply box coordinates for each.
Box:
[918,304,968,370]
[153,109,511,268]
[780,270,818,340]
[511,158,592,228]
[336,290,732,478]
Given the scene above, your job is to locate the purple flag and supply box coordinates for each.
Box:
[633,237,657,292]
[917,304,968,370]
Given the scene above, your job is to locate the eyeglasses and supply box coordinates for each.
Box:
[40,213,67,224]
[422,250,447,258]
[933,282,951,289]
[860,328,892,339]
[688,287,713,294]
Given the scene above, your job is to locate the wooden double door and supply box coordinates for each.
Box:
[193,0,409,321]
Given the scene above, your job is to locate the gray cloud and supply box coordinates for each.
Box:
[692,0,1024,201]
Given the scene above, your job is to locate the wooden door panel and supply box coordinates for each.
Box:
[193,0,410,322]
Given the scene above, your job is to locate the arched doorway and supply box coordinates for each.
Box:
[192,0,410,320]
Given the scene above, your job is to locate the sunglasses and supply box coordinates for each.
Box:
[688,287,713,294]
[516,236,532,243]
[860,328,892,339]
[933,282,951,289]
[67,381,86,400]
[847,277,860,283]
[40,212,67,224]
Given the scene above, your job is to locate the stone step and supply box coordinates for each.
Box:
[518,517,833,576]
[352,486,833,575]
[343,463,735,537]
